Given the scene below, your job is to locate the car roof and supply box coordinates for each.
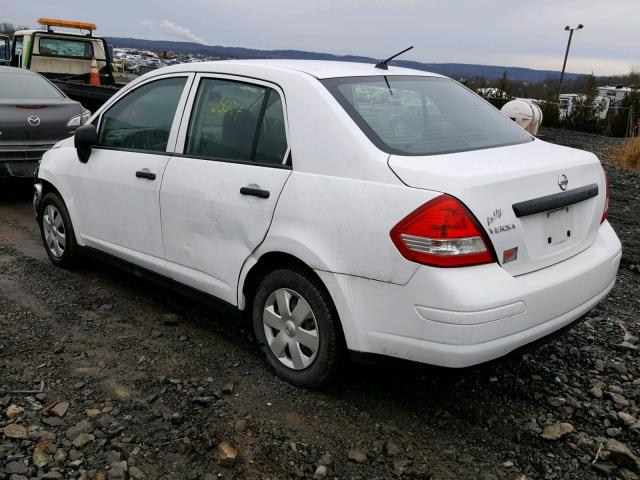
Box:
[152,59,445,80]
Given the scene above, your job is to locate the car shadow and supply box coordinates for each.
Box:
[82,250,560,387]
[0,179,35,202]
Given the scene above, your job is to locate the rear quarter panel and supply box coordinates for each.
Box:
[253,172,436,284]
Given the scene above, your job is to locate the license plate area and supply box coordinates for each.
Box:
[545,206,573,246]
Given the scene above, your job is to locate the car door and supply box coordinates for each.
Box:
[161,74,292,305]
[70,73,193,274]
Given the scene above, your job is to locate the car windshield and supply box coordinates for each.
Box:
[322,75,533,156]
[0,72,64,100]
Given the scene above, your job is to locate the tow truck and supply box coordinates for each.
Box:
[9,18,124,111]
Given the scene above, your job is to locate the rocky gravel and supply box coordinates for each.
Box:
[1,127,640,479]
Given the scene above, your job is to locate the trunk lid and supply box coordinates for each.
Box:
[388,138,607,276]
[0,100,80,144]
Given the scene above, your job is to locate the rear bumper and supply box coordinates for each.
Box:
[318,221,621,367]
[0,145,52,178]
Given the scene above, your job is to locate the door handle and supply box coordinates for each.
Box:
[136,169,156,180]
[240,186,270,199]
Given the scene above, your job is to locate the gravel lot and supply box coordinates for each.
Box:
[1,127,639,480]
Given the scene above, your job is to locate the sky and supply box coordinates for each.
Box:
[5,0,638,76]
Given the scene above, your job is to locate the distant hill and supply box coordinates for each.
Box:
[105,37,582,84]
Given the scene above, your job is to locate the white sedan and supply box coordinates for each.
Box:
[34,59,621,387]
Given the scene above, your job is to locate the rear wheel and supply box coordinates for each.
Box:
[38,192,78,268]
[252,268,346,388]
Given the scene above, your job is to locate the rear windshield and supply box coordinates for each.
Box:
[39,37,93,59]
[322,76,532,156]
[0,72,64,100]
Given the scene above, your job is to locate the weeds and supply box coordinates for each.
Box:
[609,137,640,171]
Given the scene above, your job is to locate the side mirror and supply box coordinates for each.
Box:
[74,124,98,163]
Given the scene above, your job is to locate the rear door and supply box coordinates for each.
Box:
[161,74,292,305]
[70,74,193,274]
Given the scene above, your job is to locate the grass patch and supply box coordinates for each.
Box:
[609,137,640,171]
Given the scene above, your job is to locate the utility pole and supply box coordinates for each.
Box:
[557,24,583,101]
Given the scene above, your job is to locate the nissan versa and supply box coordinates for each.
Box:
[33,60,622,387]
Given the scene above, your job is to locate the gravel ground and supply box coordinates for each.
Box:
[1,128,639,480]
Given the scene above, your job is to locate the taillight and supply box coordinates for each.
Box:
[390,194,496,268]
[601,170,609,224]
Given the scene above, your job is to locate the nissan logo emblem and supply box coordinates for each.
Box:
[558,174,569,191]
[27,115,41,127]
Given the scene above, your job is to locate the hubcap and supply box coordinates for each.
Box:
[42,205,66,258]
[263,288,319,370]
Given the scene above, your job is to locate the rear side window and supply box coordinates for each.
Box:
[254,92,288,164]
[98,77,186,152]
[39,37,93,59]
[185,78,288,165]
[322,76,532,156]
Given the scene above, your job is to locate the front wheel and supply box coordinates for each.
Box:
[38,192,79,268]
[252,268,346,388]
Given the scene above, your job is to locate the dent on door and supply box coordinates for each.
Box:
[160,158,291,305]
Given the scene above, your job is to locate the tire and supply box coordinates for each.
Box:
[38,192,79,268]
[252,267,346,388]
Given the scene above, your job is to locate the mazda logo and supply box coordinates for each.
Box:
[558,174,568,191]
[27,116,41,126]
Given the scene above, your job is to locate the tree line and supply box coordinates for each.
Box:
[0,22,30,37]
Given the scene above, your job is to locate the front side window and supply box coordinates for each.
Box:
[39,37,93,59]
[322,76,533,156]
[185,78,288,164]
[98,76,186,152]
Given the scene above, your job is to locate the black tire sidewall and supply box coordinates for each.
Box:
[38,192,78,268]
[252,268,345,388]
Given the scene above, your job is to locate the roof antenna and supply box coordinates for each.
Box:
[375,46,413,70]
